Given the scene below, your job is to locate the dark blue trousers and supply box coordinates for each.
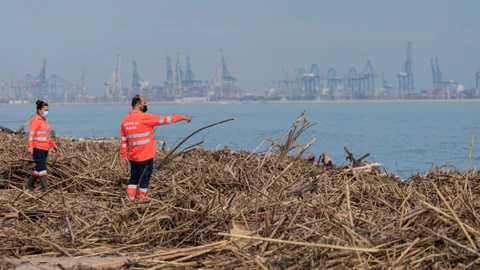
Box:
[128,158,154,189]
[32,148,48,176]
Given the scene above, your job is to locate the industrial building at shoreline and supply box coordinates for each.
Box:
[1,43,479,105]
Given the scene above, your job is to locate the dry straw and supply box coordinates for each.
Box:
[1,112,479,269]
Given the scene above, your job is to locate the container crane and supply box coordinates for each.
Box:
[209,68,223,98]
[172,53,184,97]
[397,42,414,98]
[303,64,321,96]
[431,57,455,91]
[183,53,201,86]
[220,49,236,87]
[327,68,342,99]
[105,54,122,99]
[477,71,480,89]
[11,59,74,100]
[430,58,440,89]
[80,67,86,94]
[347,67,358,97]
[132,57,142,90]
[273,68,289,95]
[165,54,173,87]
[360,60,377,94]
[381,72,394,94]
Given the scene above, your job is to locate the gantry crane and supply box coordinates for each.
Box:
[132,57,142,90]
[477,71,480,89]
[80,67,86,94]
[397,42,414,98]
[105,54,122,99]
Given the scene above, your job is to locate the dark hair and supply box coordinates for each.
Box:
[36,100,48,113]
[131,95,142,108]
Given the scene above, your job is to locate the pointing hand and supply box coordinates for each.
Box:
[185,116,195,123]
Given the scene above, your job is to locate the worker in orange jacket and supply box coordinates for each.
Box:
[120,95,194,201]
[27,100,58,192]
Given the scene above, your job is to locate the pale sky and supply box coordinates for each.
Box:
[1,0,478,95]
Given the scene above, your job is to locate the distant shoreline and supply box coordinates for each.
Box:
[258,99,480,104]
[1,98,480,107]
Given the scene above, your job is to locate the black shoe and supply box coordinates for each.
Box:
[27,175,37,192]
[39,176,48,192]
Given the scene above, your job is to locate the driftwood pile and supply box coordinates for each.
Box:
[1,113,479,269]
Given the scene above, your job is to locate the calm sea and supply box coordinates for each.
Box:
[1,102,479,178]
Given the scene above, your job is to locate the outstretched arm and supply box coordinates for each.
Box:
[146,114,194,127]
[159,115,194,125]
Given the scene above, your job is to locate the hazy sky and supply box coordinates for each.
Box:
[1,0,478,95]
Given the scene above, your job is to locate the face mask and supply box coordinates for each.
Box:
[141,105,148,113]
[43,111,49,118]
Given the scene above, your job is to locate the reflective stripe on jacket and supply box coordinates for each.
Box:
[28,115,57,151]
[120,110,186,162]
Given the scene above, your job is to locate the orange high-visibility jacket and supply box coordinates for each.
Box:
[120,110,186,162]
[28,115,57,151]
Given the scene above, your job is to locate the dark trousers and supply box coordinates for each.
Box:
[33,148,48,174]
[128,158,154,189]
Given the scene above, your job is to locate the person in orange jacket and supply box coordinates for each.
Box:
[27,100,58,192]
[120,95,194,201]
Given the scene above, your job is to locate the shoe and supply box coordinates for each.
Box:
[27,175,37,192]
[27,175,38,192]
[126,186,137,201]
[39,176,48,193]
[138,191,148,201]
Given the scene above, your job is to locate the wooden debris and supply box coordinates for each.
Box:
[0,113,479,269]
